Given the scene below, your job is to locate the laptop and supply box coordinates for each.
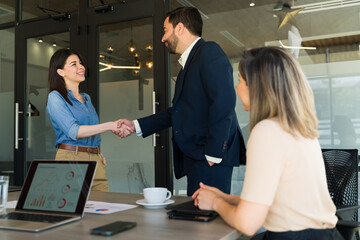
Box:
[0,160,96,232]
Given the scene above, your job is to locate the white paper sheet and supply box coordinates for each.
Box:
[6,200,17,209]
[6,200,137,215]
[84,201,137,214]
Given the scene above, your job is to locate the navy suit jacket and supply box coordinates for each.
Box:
[138,39,246,179]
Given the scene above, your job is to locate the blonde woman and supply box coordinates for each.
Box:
[192,47,342,239]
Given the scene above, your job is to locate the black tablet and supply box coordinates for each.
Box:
[167,211,218,222]
[166,200,218,222]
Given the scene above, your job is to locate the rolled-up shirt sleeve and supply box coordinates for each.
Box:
[47,92,80,140]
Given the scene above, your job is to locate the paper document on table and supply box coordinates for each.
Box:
[85,201,137,214]
[6,200,17,208]
[6,200,137,214]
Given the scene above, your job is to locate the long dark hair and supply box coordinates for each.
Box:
[47,48,84,106]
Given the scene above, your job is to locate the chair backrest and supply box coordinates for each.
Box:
[322,149,358,220]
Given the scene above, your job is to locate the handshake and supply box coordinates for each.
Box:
[112,119,136,138]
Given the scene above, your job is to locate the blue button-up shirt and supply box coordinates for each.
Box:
[46,90,101,148]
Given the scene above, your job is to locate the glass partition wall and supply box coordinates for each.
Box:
[0,28,14,185]
[99,18,155,193]
[170,0,360,195]
[0,1,14,24]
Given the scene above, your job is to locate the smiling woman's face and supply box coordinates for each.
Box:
[57,54,85,83]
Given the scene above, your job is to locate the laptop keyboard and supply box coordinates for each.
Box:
[1,212,72,223]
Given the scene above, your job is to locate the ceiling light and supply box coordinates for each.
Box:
[293,0,360,14]
[52,43,56,46]
[219,30,244,47]
[145,45,153,51]
[250,2,255,7]
[129,25,136,53]
[100,67,111,72]
[278,40,316,50]
[38,39,43,43]
[129,44,136,53]
[146,61,153,69]
[107,46,114,53]
[99,62,141,72]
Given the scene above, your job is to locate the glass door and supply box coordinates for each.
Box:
[25,33,70,166]
[87,0,170,193]
[14,16,77,186]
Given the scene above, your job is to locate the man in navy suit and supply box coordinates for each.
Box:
[118,7,246,196]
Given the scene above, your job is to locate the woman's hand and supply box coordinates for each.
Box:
[192,182,224,210]
[112,120,134,138]
[99,151,106,165]
[196,189,220,211]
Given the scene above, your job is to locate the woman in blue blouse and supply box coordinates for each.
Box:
[46,48,131,192]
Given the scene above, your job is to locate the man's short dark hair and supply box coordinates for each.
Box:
[166,7,202,37]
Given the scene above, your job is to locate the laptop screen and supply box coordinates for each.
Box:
[16,161,96,214]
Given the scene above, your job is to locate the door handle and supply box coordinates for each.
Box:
[94,5,114,14]
[152,91,159,147]
[15,103,24,150]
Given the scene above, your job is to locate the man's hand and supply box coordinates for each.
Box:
[112,119,135,138]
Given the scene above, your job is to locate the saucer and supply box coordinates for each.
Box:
[136,199,175,209]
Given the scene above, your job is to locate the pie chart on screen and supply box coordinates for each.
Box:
[58,198,67,209]
[66,171,75,180]
[62,184,71,194]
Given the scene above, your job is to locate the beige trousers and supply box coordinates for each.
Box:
[55,148,109,192]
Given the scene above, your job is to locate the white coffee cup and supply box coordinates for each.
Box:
[143,187,172,204]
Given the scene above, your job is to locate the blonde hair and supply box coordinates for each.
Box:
[239,47,319,139]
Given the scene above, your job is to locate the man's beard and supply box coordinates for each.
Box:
[165,34,178,54]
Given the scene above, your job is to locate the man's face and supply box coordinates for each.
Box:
[161,17,179,54]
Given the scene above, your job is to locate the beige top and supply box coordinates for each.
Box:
[240,119,337,232]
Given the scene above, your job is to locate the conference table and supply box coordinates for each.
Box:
[2,191,246,240]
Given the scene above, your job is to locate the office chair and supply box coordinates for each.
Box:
[322,149,360,240]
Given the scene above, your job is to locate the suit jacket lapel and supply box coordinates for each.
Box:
[172,39,205,105]
[173,68,185,104]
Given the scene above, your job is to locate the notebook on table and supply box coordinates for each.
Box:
[0,160,96,232]
[166,200,218,222]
